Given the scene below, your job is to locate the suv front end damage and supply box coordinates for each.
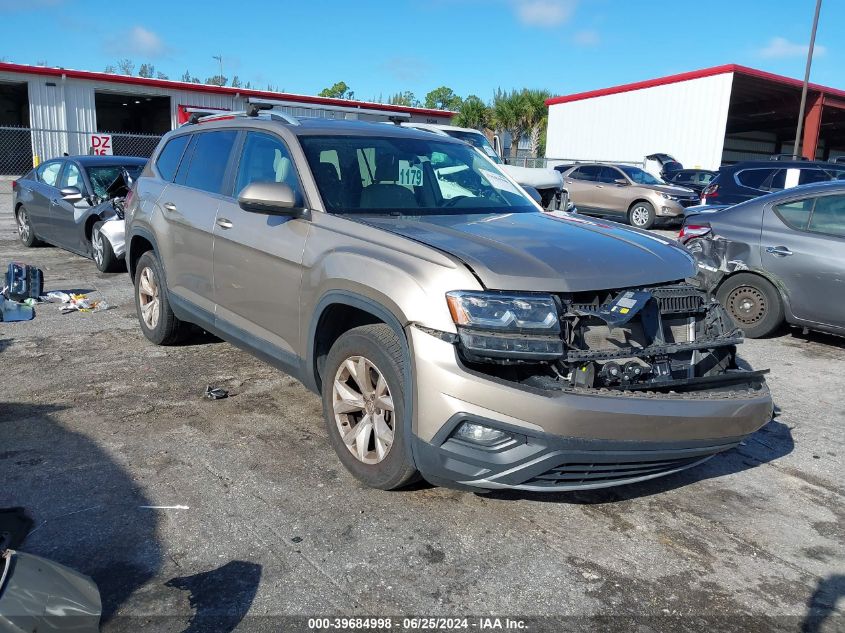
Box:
[409,282,772,492]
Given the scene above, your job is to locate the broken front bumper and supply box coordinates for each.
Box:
[408,326,773,492]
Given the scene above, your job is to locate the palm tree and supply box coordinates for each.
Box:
[520,89,551,159]
[453,95,491,130]
[493,89,526,163]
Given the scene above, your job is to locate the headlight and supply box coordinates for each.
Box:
[660,193,679,201]
[445,291,562,361]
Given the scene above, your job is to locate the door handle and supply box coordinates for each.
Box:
[216,218,233,230]
[51,198,60,205]
[162,202,177,213]
[766,246,793,257]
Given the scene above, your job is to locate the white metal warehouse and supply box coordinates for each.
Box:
[545,64,845,170]
[0,62,453,174]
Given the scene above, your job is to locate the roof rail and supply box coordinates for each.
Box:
[193,108,300,126]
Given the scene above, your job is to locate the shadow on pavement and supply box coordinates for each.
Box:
[801,574,845,633]
[0,402,163,623]
[165,560,262,633]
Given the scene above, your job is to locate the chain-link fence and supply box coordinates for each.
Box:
[0,127,163,176]
[504,156,647,169]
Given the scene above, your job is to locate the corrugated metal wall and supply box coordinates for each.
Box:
[545,73,735,171]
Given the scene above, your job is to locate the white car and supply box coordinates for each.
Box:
[401,123,564,209]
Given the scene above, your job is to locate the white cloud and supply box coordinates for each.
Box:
[573,29,599,46]
[105,26,168,58]
[511,0,578,27]
[758,36,826,59]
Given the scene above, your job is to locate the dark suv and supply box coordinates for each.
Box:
[701,160,845,205]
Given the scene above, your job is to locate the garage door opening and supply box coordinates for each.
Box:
[95,92,170,134]
[0,81,32,174]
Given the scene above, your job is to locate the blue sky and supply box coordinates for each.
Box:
[1,0,842,103]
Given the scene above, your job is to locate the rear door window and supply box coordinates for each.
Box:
[38,161,62,187]
[156,135,190,182]
[181,131,238,194]
[736,168,775,190]
[808,194,845,238]
[799,169,831,186]
[774,198,814,230]
[576,165,602,182]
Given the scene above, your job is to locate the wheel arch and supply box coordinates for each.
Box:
[127,229,160,280]
[714,268,793,322]
[628,198,654,212]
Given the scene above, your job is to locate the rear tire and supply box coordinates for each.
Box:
[92,221,121,273]
[716,273,784,338]
[322,324,419,490]
[134,251,185,345]
[628,201,656,229]
[16,206,42,247]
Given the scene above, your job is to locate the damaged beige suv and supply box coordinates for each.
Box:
[125,108,772,492]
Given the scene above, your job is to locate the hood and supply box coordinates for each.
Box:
[501,165,563,190]
[649,184,697,197]
[352,211,696,292]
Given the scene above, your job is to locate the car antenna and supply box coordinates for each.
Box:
[388,115,405,126]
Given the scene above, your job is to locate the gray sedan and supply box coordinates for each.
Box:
[679,181,845,338]
[12,155,146,272]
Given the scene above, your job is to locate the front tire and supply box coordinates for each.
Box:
[134,251,185,345]
[628,201,656,229]
[16,206,42,247]
[322,324,418,490]
[92,221,121,273]
[716,273,784,338]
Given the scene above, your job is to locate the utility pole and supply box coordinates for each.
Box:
[212,55,223,82]
[793,0,823,160]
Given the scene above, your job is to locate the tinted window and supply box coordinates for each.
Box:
[155,135,190,182]
[736,168,775,190]
[234,132,303,203]
[808,195,845,237]
[598,166,623,183]
[799,169,831,186]
[774,198,813,230]
[38,161,62,187]
[182,131,238,194]
[575,165,602,181]
[618,166,662,185]
[59,163,83,190]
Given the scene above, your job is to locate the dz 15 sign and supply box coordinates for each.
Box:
[90,134,113,155]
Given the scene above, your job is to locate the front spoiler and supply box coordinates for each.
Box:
[414,414,749,492]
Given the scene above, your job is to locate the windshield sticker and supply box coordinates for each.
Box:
[398,160,423,187]
[480,169,519,194]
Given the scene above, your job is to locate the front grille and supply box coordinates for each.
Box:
[680,198,700,207]
[652,287,705,313]
[525,456,704,487]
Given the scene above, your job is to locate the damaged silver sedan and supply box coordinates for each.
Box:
[12,156,146,272]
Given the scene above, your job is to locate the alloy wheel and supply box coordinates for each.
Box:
[727,286,766,325]
[332,355,395,465]
[17,209,31,242]
[92,228,104,268]
[138,266,161,329]
[630,205,651,227]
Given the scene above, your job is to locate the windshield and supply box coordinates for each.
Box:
[443,130,502,164]
[86,165,143,198]
[619,166,663,185]
[300,135,535,215]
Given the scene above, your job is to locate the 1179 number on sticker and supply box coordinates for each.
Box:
[399,166,423,187]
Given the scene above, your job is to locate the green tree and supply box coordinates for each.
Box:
[117,58,135,76]
[493,89,527,162]
[180,69,192,82]
[424,86,462,111]
[138,63,155,78]
[520,89,552,158]
[319,81,354,99]
[389,91,418,107]
[156,71,169,80]
[231,75,242,88]
[103,65,116,74]
[205,75,228,87]
[453,95,490,130]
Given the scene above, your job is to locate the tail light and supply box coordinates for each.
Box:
[678,223,711,244]
[12,180,18,191]
[701,183,719,203]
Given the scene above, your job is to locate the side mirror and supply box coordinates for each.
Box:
[614,178,629,186]
[238,182,307,217]
[522,185,543,205]
[60,186,83,202]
